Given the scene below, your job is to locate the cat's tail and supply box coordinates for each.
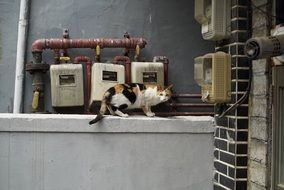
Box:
[89,92,110,125]
[89,114,104,125]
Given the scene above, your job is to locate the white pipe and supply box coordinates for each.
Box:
[13,0,30,113]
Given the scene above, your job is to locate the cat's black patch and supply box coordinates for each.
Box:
[119,104,128,110]
[111,106,118,111]
[136,83,146,91]
[122,84,133,89]
[122,89,136,104]
[106,87,115,102]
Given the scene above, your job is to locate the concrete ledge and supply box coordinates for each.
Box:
[0,114,214,133]
[0,114,214,190]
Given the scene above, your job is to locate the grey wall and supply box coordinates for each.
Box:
[0,114,214,190]
[0,0,20,112]
[0,0,213,113]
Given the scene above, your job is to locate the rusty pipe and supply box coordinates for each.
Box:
[74,56,92,113]
[32,38,147,53]
[112,55,131,83]
[169,103,214,107]
[172,94,202,98]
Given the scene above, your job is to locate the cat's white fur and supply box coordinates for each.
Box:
[110,86,169,117]
[89,84,173,124]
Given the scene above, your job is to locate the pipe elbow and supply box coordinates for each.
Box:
[32,39,46,53]
[74,56,92,65]
[112,56,131,64]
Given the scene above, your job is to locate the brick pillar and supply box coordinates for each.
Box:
[214,0,251,189]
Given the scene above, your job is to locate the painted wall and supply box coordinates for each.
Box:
[0,0,213,113]
[0,0,20,112]
[0,114,214,190]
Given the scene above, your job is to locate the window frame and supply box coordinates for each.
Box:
[273,66,284,190]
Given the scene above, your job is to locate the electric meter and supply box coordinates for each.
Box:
[194,51,231,103]
[131,62,164,87]
[90,63,125,102]
[50,64,84,107]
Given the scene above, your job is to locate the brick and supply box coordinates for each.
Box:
[220,151,235,166]
[229,143,235,154]
[237,143,248,154]
[232,0,249,6]
[214,184,228,190]
[215,139,228,151]
[237,156,248,166]
[236,181,247,189]
[237,131,248,141]
[250,117,268,141]
[232,56,250,67]
[232,6,248,18]
[231,19,249,31]
[248,161,267,187]
[220,175,235,189]
[249,139,267,165]
[229,166,235,178]
[231,81,249,91]
[215,161,228,175]
[236,168,247,178]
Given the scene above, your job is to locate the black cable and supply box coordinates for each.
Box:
[217,61,252,118]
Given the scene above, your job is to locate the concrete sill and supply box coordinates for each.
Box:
[0,114,214,134]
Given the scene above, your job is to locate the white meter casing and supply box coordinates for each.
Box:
[194,52,231,103]
[50,64,84,107]
[90,63,125,102]
[131,62,164,87]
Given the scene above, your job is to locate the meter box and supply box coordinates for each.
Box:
[194,56,212,86]
[194,51,231,103]
[90,63,125,102]
[50,64,84,107]
[131,62,164,87]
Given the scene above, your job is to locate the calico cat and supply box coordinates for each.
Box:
[89,83,173,125]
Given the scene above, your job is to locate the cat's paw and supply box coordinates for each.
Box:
[121,113,129,117]
[146,112,155,117]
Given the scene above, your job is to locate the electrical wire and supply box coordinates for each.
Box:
[217,59,252,118]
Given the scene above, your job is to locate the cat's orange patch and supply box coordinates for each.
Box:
[114,84,124,94]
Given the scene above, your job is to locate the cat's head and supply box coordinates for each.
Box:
[156,84,173,102]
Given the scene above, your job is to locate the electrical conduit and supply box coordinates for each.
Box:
[13,0,30,113]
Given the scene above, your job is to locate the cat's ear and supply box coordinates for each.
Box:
[157,84,163,91]
[165,84,173,90]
